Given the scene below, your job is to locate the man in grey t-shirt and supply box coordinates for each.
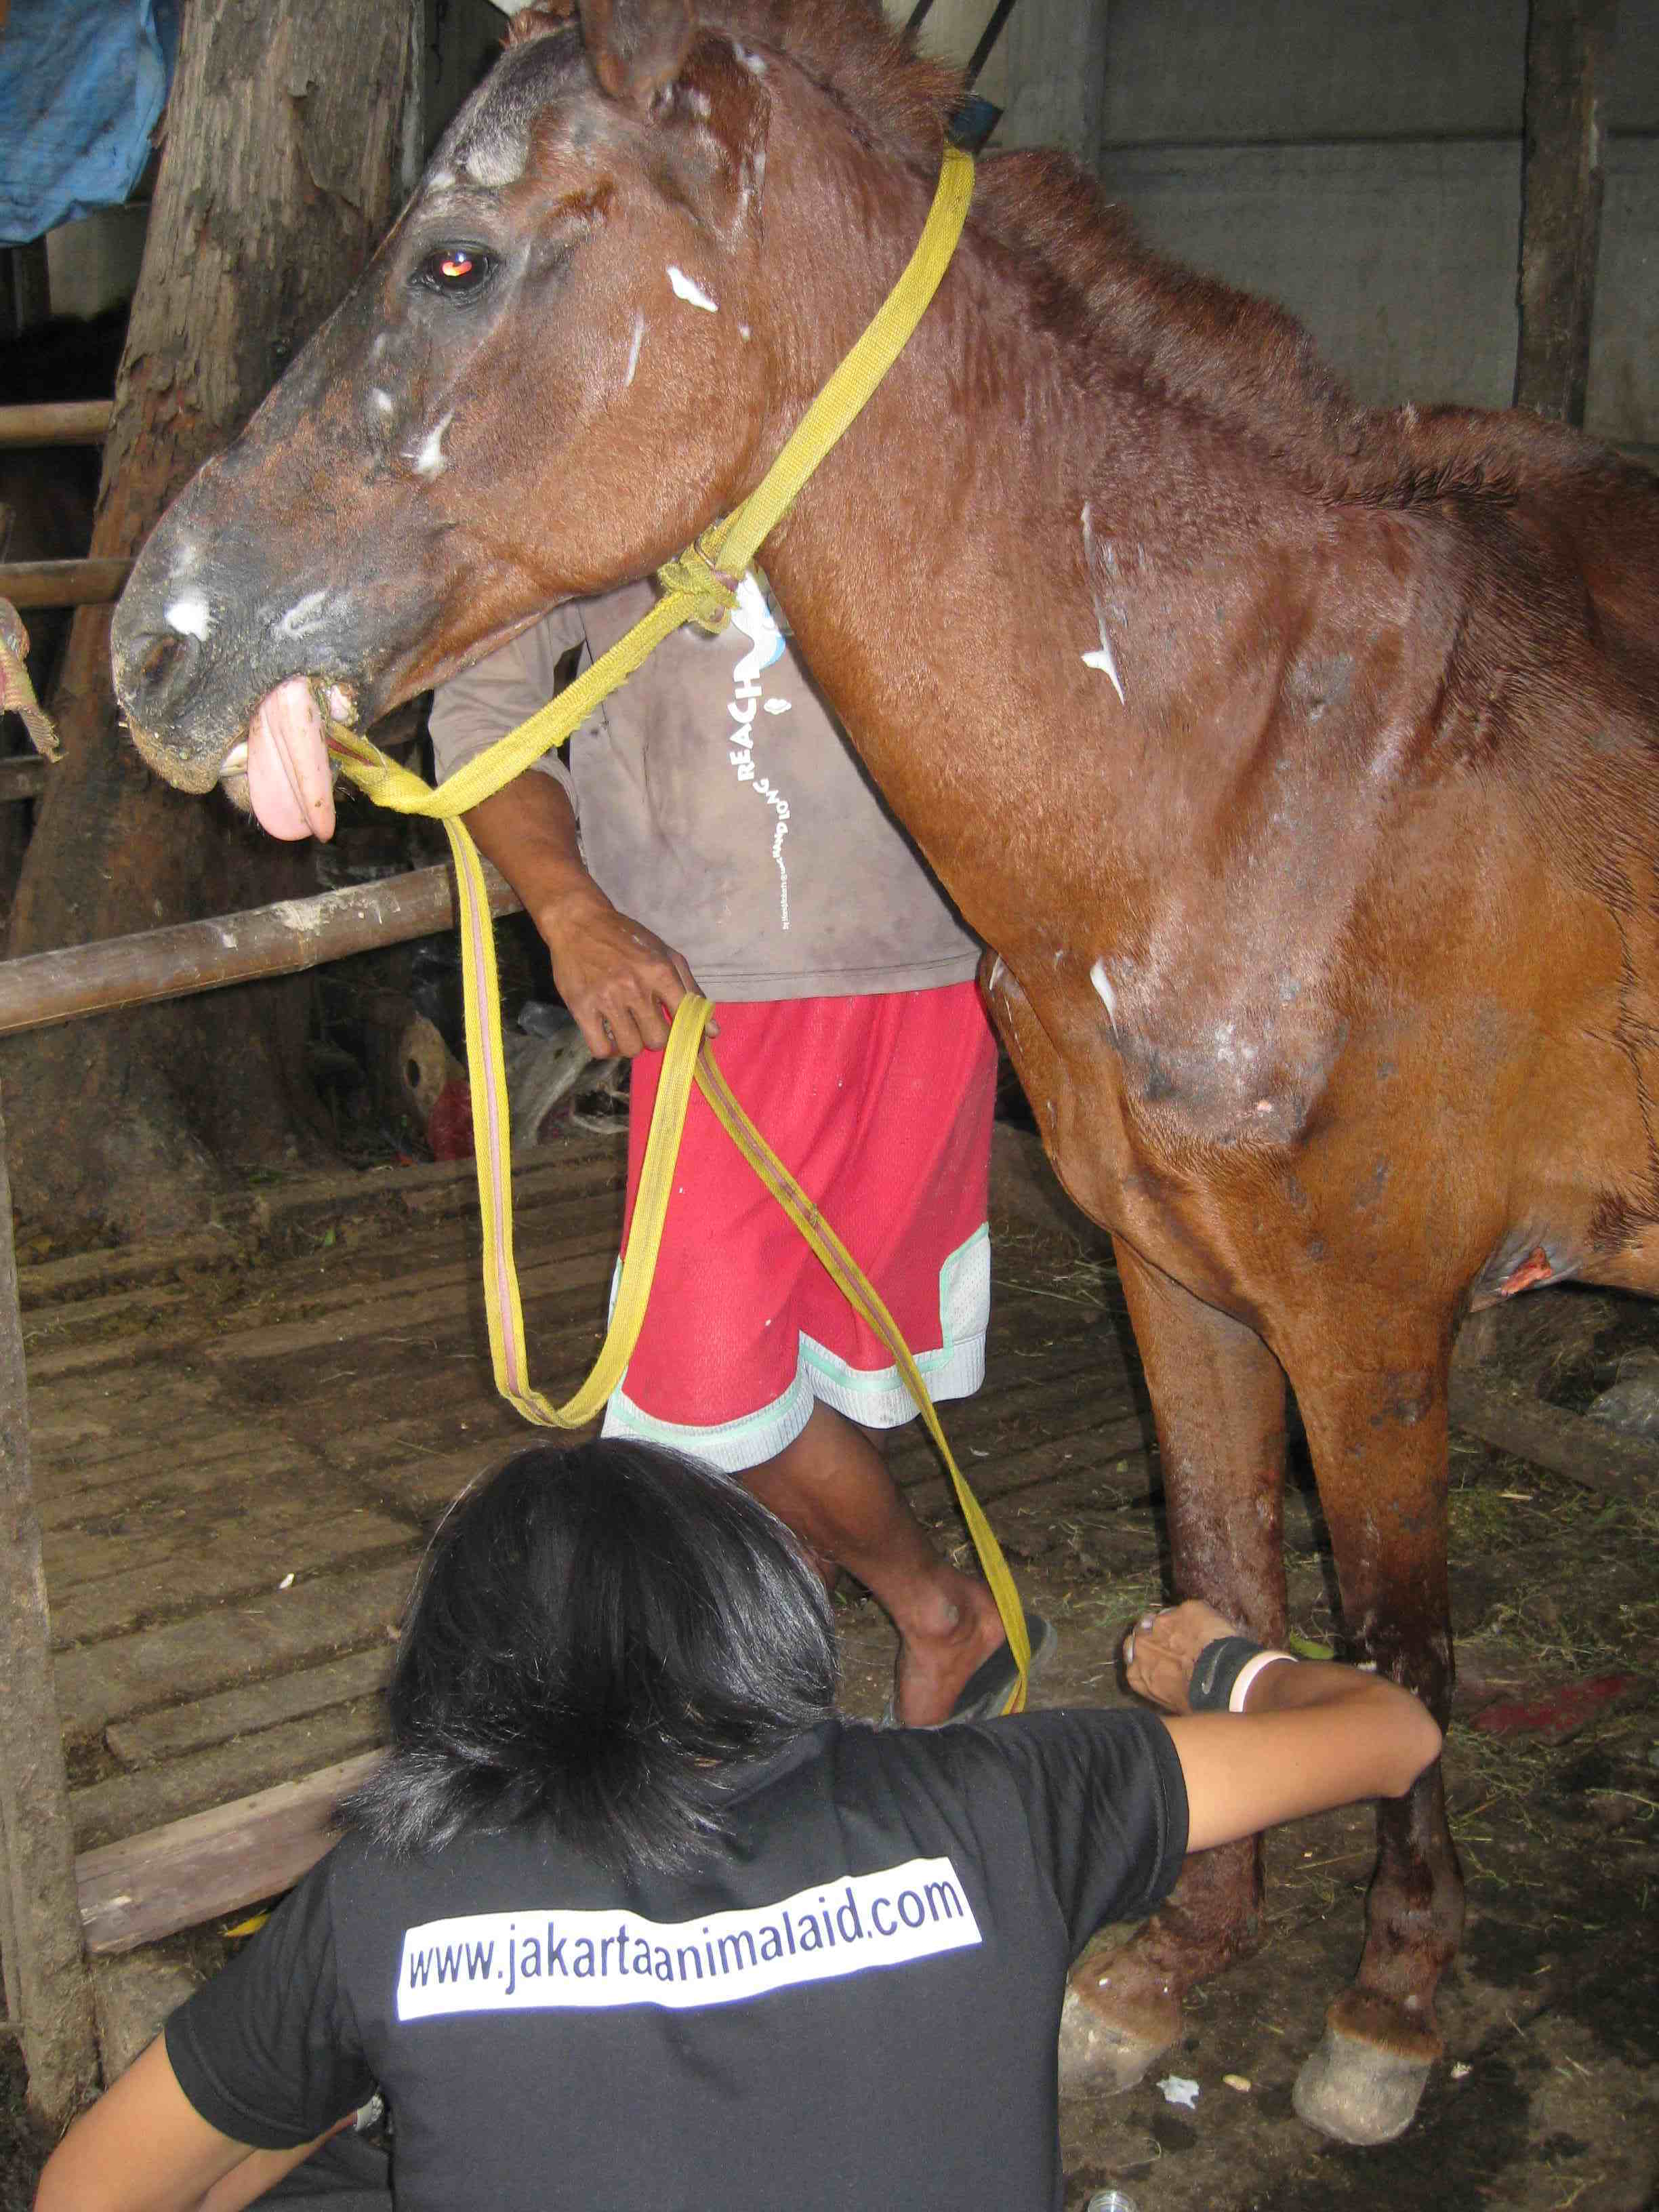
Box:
[430,576,1045,1725]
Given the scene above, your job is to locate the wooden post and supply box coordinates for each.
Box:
[1514,0,1618,425]
[0,1086,101,2123]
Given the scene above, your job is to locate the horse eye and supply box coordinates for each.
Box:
[415,246,497,298]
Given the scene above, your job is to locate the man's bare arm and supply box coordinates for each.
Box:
[464,771,701,1058]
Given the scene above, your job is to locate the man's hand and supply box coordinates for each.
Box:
[541,884,701,1059]
[458,772,704,1059]
[1122,1599,1242,1714]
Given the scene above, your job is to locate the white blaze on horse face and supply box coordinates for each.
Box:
[667,266,718,313]
[1090,958,1120,1029]
[403,411,454,479]
[164,594,212,642]
[625,314,646,388]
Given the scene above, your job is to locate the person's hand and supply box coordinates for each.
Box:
[1122,1599,1244,1714]
[539,885,703,1058]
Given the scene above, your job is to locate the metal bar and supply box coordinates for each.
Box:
[0,1086,102,2123]
[903,0,937,37]
[0,861,524,1040]
[0,558,131,610]
[0,401,112,449]
[965,0,1019,89]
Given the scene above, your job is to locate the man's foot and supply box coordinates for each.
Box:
[888,1576,1016,1725]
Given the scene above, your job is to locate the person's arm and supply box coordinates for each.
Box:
[1124,1600,1443,1854]
[33,2036,344,2212]
[463,770,701,1059]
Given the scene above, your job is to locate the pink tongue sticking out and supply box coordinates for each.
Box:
[246,676,337,841]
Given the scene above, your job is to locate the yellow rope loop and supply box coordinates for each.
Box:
[655,527,740,636]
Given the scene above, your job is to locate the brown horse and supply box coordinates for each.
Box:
[110,0,1659,2146]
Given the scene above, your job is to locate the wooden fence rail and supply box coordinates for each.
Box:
[0,861,523,1040]
[0,400,112,448]
[0,557,131,610]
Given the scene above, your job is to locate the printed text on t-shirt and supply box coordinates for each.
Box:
[395,1856,981,2019]
[726,575,792,930]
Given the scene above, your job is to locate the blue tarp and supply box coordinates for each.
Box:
[0,0,180,246]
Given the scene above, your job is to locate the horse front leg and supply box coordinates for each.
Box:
[1061,1237,1290,2093]
[1282,1317,1463,2146]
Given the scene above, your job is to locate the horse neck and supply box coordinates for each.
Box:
[745,144,1115,940]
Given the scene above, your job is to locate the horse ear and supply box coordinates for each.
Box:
[578,0,697,106]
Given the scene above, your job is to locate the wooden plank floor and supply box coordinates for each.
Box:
[26,1125,1143,1862]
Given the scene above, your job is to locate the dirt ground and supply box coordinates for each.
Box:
[3,1132,1657,2211]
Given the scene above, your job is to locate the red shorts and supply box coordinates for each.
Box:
[600,983,997,1472]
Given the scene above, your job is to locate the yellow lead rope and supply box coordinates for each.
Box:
[327,144,1030,1712]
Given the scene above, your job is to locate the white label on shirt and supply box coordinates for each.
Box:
[395,1856,981,2020]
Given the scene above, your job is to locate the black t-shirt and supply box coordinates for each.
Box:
[167,1710,1187,2212]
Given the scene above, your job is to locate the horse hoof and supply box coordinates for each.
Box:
[1057,1981,1182,2096]
[1292,2015,1437,2145]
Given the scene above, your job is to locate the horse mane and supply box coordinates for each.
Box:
[506,0,1656,520]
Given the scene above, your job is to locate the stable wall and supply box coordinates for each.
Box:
[1096,0,1659,449]
[905,0,1656,453]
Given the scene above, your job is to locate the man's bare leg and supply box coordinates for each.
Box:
[740,1399,1008,1726]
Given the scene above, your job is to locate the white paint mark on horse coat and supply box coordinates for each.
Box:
[667,265,718,313]
[625,314,645,388]
[165,594,212,642]
[732,41,767,73]
[1080,501,1128,704]
[278,591,331,640]
[1089,958,1119,1029]
[762,697,790,715]
[370,388,394,417]
[739,323,752,341]
[404,411,453,479]
[1082,630,1126,703]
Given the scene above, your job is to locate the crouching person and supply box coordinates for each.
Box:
[37,1440,1441,2211]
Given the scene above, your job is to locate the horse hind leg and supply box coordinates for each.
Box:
[1061,1240,1290,2095]
[1282,1315,1464,2146]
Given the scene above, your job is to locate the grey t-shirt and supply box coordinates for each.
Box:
[428,578,981,1002]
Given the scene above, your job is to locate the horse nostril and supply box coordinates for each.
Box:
[138,633,188,690]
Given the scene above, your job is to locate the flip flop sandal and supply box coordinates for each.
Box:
[880,1611,1058,1727]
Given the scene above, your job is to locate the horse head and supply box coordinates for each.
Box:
[112,0,841,836]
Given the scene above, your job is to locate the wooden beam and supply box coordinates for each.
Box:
[1448,1369,1656,1505]
[1514,0,1618,424]
[0,1090,100,2119]
[0,861,524,1039]
[0,758,49,805]
[0,557,132,610]
[0,401,112,449]
[76,1753,384,1955]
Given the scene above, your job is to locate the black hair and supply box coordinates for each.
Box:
[342,1439,838,1876]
